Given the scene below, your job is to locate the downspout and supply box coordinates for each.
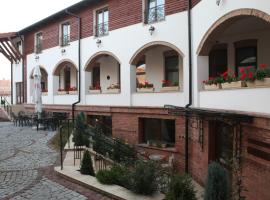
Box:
[11,62,13,105]
[184,0,193,173]
[65,9,81,122]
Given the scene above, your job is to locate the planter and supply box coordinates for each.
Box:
[68,91,78,95]
[57,91,67,95]
[89,89,101,94]
[106,88,120,94]
[254,77,270,87]
[203,84,221,91]
[42,92,48,96]
[221,81,246,89]
[161,86,180,92]
[136,87,154,93]
[246,81,256,88]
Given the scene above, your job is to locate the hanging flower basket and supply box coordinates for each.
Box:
[221,81,246,89]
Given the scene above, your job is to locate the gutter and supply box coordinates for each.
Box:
[184,0,193,173]
[65,9,81,122]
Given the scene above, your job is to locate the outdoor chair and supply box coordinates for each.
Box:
[11,112,19,126]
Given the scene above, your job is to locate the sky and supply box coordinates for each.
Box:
[0,0,82,80]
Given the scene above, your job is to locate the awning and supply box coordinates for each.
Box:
[0,32,22,63]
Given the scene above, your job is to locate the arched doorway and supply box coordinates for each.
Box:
[84,51,121,94]
[29,66,48,98]
[197,9,270,88]
[130,41,184,93]
[53,60,78,95]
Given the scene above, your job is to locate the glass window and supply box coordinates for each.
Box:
[209,49,228,78]
[87,115,112,136]
[236,47,257,76]
[136,58,146,87]
[140,118,175,146]
[61,22,70,46]
[147,0,165,24]
[96,8,109,36]
[165,55,179,86]
[35,33,42,54]
[92,66,100,88]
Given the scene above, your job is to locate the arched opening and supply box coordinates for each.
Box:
[130,42,184,93]
[53,60,78,95]
[197,9,270,89]
[29,66,48,98]
[85,52,121,94]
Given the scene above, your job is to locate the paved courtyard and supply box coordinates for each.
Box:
[0,122,111,200]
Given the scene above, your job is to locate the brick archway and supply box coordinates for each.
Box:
[197,8,270,56]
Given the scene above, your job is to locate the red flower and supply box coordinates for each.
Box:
[260,64,267,69]
[240,73,247,81]
[247,66,253,70]
[239,67,245,74]
[248,72,254,79]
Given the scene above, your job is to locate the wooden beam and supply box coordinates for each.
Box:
[8,37,23,58]
[6,38,22,61]
[0,44,12,62]
[0,41,16,62]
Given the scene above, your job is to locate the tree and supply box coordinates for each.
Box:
[73,112,89,147]
[80,150,95,176]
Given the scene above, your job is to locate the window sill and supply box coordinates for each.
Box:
[144,18,166,26]
[137,143,177,153]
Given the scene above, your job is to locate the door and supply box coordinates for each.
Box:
[16,82,23,104]
[92,66,100,87]
[209,49,228,78]
[64,67,71,91]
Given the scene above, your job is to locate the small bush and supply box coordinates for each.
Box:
[166,173,197,200]
[129,161,158,195]
[96,165,130,187]
[80,150,95,176]
[204,162,230,200]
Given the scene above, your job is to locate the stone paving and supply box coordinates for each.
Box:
[0,122,109,200]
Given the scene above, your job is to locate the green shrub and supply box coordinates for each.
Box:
[166,173,197,200]
[96,165,130,187]
[204,162,230,200]
[73,112,89,147]
[80,150,95,176]
[130,161,158,195]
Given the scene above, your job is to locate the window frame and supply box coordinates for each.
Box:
[60,22,71,47]
[95,7,109,37]
[145,0,165,24]
[35,32,43,54]
[164,52,179,86]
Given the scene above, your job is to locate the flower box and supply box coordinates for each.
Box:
[254,77,270,87]
[203,84,221,91]
[106,88,120,94]
[42,92,48,96]
[161,86,180,92]
[136,87,154,93]
[89,89,101,94]
[68,91,78,95]
[221,81,246,89]
[57,91,67,95]
[246,81,256,88]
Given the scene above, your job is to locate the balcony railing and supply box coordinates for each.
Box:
[95,22,109,37]
[60,35,70,47]
[147,4,165,24]
[35,43,42,54]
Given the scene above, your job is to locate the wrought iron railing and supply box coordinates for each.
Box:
[95,22,109,37]
[147,4,165,24]
[60,35,70,47]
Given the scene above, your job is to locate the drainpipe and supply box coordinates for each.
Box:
[11,62,13,105]
[184,0,193,173]
[65,9,81,122]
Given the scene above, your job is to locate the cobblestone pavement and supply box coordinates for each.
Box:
[0,122,111,200]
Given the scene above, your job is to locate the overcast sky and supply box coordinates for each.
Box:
[0,0,82,80]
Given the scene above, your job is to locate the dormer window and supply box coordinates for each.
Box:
[95,8,109,37]
[146,0,165,24]
[61,22,70,46]
[35,32,43,54]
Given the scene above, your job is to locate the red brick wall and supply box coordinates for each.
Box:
[24,0,201,55]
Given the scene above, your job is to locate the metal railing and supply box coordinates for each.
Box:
[60,35,70,47]
[146,4,165,24]
[0,96,12,118]
[95,22,109,37]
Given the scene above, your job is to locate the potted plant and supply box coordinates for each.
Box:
[57,88,67,95]
[254,64,270,87]
[42,89,48,96]
[202,77,222,90]
[106,83,120,93]
[68,87,78,95]
[136,81,154,92]
[89,85,101,94]
[240,66,256,87]
[161,80,179,92]
[221,68,246,89]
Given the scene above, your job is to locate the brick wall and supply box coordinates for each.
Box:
[24,0,201,55]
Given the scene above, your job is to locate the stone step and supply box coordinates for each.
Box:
[0,107,11,121]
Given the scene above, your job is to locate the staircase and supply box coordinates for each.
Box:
[0,96,12,121]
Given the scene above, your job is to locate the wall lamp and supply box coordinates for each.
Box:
[149,25,155,35]
[216,0,222,6]
[96,39,102,47]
